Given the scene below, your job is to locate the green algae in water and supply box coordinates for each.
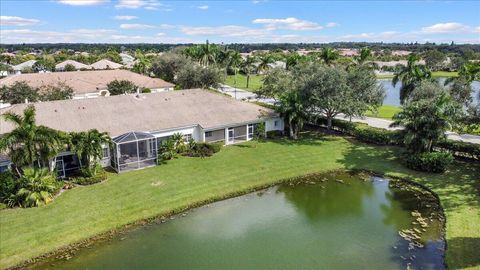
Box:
[30,172,444,270]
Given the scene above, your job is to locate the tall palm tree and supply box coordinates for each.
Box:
[229,51,243,86]
[285,52,302,70]
[70,129,111,174]
[277,90,307,140]
[133,50,151,75]
[0,106,63,172]
[183,46,200,61]
[241,56,257,89]
[256,54,274,74]
[198,40,218,67]
[320,47,339,66]
[392,54,432,104]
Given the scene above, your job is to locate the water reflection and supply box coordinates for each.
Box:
[379,79,480,106]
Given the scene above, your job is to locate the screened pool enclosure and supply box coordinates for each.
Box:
[111,132,158,172]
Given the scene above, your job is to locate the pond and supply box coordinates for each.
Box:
[379,78,480,106]
[30,172,445,270]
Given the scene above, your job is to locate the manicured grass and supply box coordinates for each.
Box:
[365,105,402,120]
[0,134,479,269]
[225,74,263,92]
[376,71,459,80]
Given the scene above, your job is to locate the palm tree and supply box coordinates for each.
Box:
[0,106,63,173]
[133,50,151,75]
[285,52,301,70]
[320,47,339,66]
[256,54,274,74]
[241,56,257,89]
[69,129,111,174]
[198,40,218,67]
[277,90,307,140]
[10,167,58,207]
[229,51,243,88]
[183,46,201,61]
[390,93,453,152]
[392,54,432,104]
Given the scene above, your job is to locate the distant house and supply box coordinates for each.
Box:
[373,59,426,69]
[0,89,284,174]
[0,69,175,99]
[11,60,37,74]
[268,61,287,69]
[392,50,412,56]
[338,48,359,57]
[89,59,123,70]
[119,53,135,68]
[55,60,92,71]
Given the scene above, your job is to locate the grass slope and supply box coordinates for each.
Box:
[225,74,263,92]
[365,105,402,120]
[0,135,479,269]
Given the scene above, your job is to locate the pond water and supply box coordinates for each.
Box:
[379,78,480,106]
[31,172,445,270]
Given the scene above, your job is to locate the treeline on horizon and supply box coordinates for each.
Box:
[1,42,480,54]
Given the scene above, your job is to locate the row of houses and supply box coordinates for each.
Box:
[0,69,175,100]
[0,89,284,175]
[1,59,125,76]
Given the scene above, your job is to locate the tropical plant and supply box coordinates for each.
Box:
[38,82,74,101]
[8,168,59,207]
[132,50,151,75]
[390,93,455,153]
[319,47,339,66]
[69,129,111,175]
[392,54,432,104]
[227,51,243,86]
[64,64,76,72]
[175,65,223,89]
[240,56,257,88]
[256,54,274,74]
[198,40,218,67]
[0,106,63,172]
[276,90,308,139]
[150,52,191,82]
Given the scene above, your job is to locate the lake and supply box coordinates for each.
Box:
[379,79,480,106]
[30,172,445,270]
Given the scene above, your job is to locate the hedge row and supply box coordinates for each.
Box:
[315,117,479,160]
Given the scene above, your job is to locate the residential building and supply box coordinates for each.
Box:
[55,60,92,71]
[11,60,37,74]
[0,89,284,174]
[119,53,135,68]
[0,69,175,99]
[89,59,123,70]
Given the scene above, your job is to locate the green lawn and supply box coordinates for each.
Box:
[365,105,402,120]
[225,74,263,92]
[1,135,479,269]
[376,71,459,80]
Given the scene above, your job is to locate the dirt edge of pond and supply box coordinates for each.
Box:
[7,169,447,270]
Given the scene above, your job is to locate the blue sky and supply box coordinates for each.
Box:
[0,0,479,44]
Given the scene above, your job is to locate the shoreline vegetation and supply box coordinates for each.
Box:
[225,71,460,92]
[1,133,479,269]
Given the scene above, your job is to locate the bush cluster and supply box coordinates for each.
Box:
[183,142,223,158]
[405,152,454,173]
[73,166,107,185]
[316,117,478,160]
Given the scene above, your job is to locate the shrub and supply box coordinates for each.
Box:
[209,141,223,153]
[434,139,480,160]
[266,130,284,139]
[73,166,107,185]
[141,88,152,93]
[352,126,399,145]
[8,168,61,208]
[183,142,222,158]
[405,152,453,173]
[0,171,17,203]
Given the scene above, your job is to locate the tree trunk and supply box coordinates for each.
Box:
[246,74,250,88]
[327,116,332,130]
[289,119,294,138]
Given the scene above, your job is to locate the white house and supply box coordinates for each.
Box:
[55,60,92,71]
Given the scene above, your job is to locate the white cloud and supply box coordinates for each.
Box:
[114,15,138,20]
[198,5,209,10]
[115,0,162,10]
[0,16,41,26]
[159,24,176,29]
[0,28,196,44]
[180,25,270,38]
[326,22,338,28]
[421,22,469,33]
[252,17,322,31]
[57,0,109,6]
[120,23,155,29]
